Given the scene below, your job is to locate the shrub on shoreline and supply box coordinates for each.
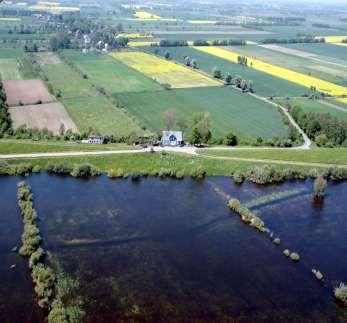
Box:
[314,176,327,198]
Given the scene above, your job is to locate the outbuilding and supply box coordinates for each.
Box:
[162,131,183,146]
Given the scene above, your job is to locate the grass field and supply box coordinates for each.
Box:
[110,51,221,88]
[222,45,347,87]
[283,43,347,64]
[199,148,347,165]
[275,98,347,121]
[0,48,24,59]
[144,46,308,97]
[37,53,94,98]
[114,86,288,140]
[0,58,21,80]
[37,52,145,136]
[62,96,145,137]
[0,139,136,154]
[194,46,347,97]
[62,50,163,94]
[4,151,334,177]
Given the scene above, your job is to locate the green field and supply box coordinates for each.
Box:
[115,86,289,140]
[62,96,145,136]
[37,53,94,98]
[37,52,145,136]
[227,45,347,87]
[4,152,314,176]
[0,139,137,154]
[276,98,347,121]
[62,50,163,94]
[199,148,347,165]
[0,58,21,80]
[144,46,308,97]
[0,47,24,59]
[283,43,347,64]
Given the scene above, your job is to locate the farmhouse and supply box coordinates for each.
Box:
[162,131,183,146]
[84,135,104,144]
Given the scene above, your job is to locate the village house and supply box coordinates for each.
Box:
[162,131,183,146]
[82,135,104,145]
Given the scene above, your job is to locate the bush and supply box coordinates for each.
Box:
[29,247,45,268]
[31,263,55,308]
[46,163,72,175]
[71,163,100,178]
[313,176,327,198]
[228,198,265,232]
[191,166,206,180]
[48,300,68,323]
[290,252,300,261]
[248,165,284,184]
[233,171,245,184]
[108,168,126,178]
[334,283,347,305]
[223,131,238,146]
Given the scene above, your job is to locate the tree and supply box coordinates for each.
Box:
[225,73,232,85]
[212,67,222,79]
[314,176,327,198]
[315,133,328,146]
[184,56,191,66]
[240,79,248,92]
[59,123,65,136]
[248,80,254,92]
[177,118,188,135]
[164,51,170,60]
[193,112,212,143]
[190,127,202,146]
[224,131,238,146]
[163,109,176,130]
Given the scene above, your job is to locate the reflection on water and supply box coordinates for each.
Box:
[1,174,347,322]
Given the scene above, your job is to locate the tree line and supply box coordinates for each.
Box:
[290,105,347,147]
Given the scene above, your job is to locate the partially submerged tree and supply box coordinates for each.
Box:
[313,176,327,198]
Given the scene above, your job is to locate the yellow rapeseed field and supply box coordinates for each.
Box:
[128,41,158,47]
[0,17,21,21]
[193,46,347,96]
[133,11,162,20]
[116,33,153,39]
[318,35,347,43]
[110,51,221,88]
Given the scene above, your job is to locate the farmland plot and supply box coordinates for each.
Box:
[9,102,77,135]
[3,79,53,106]
[110,51,221,88]
[144,46,308,97]
[62,96,145,137]
[222,45,347,87]
[0,59,21,80]
[194,46,347,97]
[114,87,288,140]
[62,50,163,94]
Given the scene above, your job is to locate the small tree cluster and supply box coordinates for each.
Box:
[228,198,266,232]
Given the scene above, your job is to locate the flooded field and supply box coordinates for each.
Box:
[1,174,346,322]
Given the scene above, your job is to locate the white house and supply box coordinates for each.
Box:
[84,135,104,145]
[162,131,183,146]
